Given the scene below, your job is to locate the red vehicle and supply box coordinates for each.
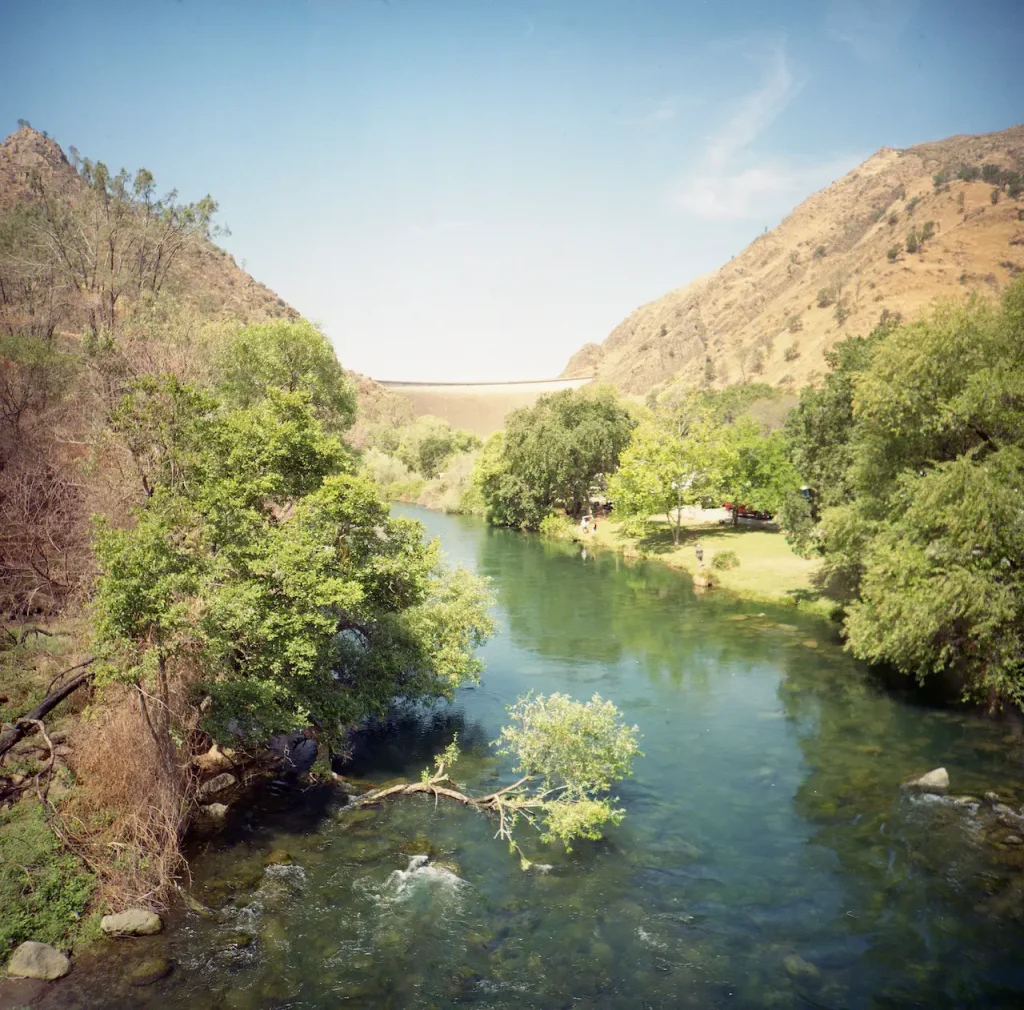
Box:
[722,502,773,521]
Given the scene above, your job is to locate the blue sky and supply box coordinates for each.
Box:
[2,0,1022,381]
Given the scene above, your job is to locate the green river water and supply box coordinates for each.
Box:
[44,505,1024,1008]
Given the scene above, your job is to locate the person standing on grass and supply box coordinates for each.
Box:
[695,542,704,567]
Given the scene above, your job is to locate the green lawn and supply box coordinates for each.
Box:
[588,515,845,618]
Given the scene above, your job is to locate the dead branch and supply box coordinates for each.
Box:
[0,661,93,762]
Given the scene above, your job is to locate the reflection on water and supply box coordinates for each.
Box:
[47,505,1024,1008]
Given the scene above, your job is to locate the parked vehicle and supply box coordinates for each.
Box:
[722,502,773,521]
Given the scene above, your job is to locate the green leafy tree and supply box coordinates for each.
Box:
[810,279,1024,704]
[217,319,356,432]
[350,693,641,865]
[608,411,719,543]
[94,378,494,753]
[478,386,635,528]
[395,415,480,478]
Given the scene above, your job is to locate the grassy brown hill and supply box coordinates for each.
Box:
[563,124,1024,394]
[0,126,298,335]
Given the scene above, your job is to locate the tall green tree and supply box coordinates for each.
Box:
[94,377,493,751]
[217,319,356,432]
[479,386,635,528]
[807,280,1024,705]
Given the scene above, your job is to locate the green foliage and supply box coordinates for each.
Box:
[217,319,356,432]
[477,386,635,529]
[797,279,1024,704]
[94,377,493,744]
[711,549,739,570]
[887,212,900,227]
[905,230,919,254]
[834,301,850,326]
[394,415,480,479]
[991,187,1001,205]
[956,164,981,183]
[786,314,802,333]
[981,163,1002,185]
[538,513,577,539]
[887,244,901,262]
[932,169,950,189]
[920,220,935,242]
[494,693,641,850]
[0,801,97,958]
[784,343,800,362]
[817,286,836,308]
[906,196,920,216]
[813,245,826,259]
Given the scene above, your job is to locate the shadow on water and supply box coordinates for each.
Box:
[37,504,1024,1009]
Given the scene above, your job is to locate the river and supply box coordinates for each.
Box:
[47,505,1024,1008]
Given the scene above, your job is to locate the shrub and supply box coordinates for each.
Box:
[813,245,826,259]
[817,286,836,309]
[1009,181,1023,200]
[906,196,921,216]
[957,191,965,212]
[786,314,803,333]
[906,230,919,254]
[751,349,765,374]
[888,212,899,227]
[982,163,1002,184]
[711,550,739,570]
[887,244,901,262]
[957,164,981,182]
[932,169,950,189]
[784,344,800,362]
[538,513,576,539]
[991,187,1001,205]
[920,220,935,242]
[893,185,906,201]
[834,301,851,326]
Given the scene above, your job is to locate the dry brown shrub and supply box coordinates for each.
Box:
[69,680,199,908]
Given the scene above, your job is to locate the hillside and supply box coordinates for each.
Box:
[0,126,298,332]
[563,124,1024,394]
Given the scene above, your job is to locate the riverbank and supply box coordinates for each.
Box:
[546,510,844,620]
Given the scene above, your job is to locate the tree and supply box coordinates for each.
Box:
[94,378,494,753]
[608,411,720,543]
[217,319,356,432]
[810,279,1024,705]
[478,386,635,528]
[394,415,480,478]
[715,420,797,525]
[350,693,641,865]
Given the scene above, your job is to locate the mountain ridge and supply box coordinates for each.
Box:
[563,124,1024,394]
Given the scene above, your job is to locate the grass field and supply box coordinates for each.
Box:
[578,512,845,619]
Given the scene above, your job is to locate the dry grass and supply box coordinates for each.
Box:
[69,682,197,909]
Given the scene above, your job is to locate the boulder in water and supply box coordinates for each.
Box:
[197,772,236,802]
[129,958,173,986]
[783,954,820,982]
[101,909,163,936]
[903,768,949,794]
[264,849,293,866]
[6,941,71,980]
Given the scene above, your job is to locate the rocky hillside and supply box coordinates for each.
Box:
[0,126,298,329]
[564,124,1024,394]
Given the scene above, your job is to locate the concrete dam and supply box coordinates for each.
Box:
[376,376,593,436]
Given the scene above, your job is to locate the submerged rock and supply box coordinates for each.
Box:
[783,954,820,982]
[129,958,173,986]
[264,849,293,866]
[101,909,163,936]
[904,768,949,794]
[6,941,71,980]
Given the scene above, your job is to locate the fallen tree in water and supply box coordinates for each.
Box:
[347,692,641,866]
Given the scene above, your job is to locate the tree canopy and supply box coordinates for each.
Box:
[785,279,1024,706]
[478,386,635,528]
[94,375,494,748]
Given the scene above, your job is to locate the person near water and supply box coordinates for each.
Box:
[695,542,704,567]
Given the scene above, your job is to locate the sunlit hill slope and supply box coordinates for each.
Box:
[563,124,1024,394]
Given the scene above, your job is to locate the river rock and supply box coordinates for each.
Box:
[692,572,713,589]
[101,909,163,936]
[197,772,237,801]
[904,768,949,794]
[264,849,293,866]
[129,957,173,986]
[6,941,71,980]
[783,954,820,982]
[200,802,230,824]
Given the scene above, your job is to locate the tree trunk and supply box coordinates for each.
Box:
[0,664,93,761]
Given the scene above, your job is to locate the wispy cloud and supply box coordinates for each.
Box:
[824,0,920,62]
[670,41,858,221]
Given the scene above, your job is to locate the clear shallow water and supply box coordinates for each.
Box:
[51,506,1024,1008]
